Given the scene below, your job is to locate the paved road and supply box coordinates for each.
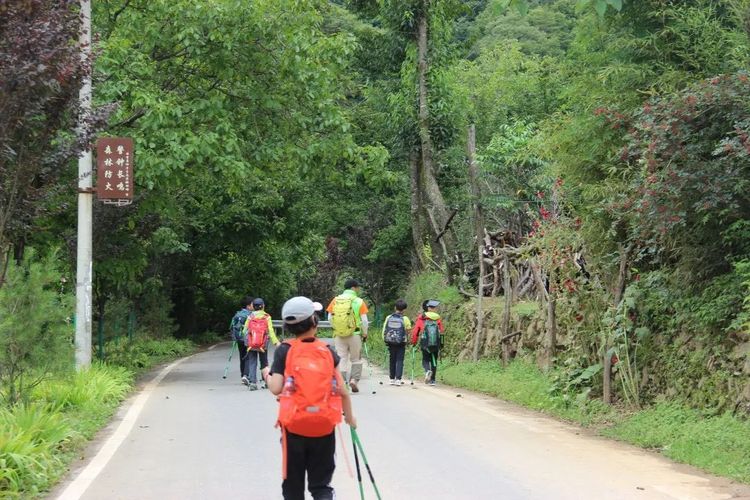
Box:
[52,343,750,500]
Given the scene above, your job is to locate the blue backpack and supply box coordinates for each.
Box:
[384,314,406,345]
[230,309,250,343]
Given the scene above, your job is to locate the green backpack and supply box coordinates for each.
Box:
[420,319,440,353]
[331,296,357,337]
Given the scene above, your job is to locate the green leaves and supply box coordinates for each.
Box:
[576,0,624,16]
[498,0,625,17]
[494,0,528,17]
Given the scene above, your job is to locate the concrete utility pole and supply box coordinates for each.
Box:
[75,0,93,369]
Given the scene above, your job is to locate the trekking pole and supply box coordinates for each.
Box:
[363,341,376,394]
[337,425,354,479]
[222,340,237,379]
[351,427,365,500]
[352,428,383,500]
[410,346,415,385]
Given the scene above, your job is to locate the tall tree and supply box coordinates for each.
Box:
[0,0,106,283]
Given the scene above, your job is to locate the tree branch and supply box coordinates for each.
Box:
[434,208,458,242]
[110,108,146,128]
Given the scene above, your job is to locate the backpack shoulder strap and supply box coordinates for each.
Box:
[282,340,296,376]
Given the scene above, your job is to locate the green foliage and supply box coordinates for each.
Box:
[0,403,71,497]
[104,338,195,372]
[440,359,614,424]
[495,0,624,17]
[0,251,73,405]
[33,365,132,412]
[611,73,750,280]
[0,364,132,497]
[403,272,462,318]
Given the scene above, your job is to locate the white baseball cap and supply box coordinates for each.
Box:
[281,296,323,324]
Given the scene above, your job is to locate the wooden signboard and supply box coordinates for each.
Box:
[96,137,133,201]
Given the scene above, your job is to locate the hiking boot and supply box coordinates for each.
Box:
[389,379,396,386]
[424,371,432,384]
[398,379,405,386]
[428,380,437,386]
[249,383,258,391]
[241,376,249,386]
[349,380,359,393]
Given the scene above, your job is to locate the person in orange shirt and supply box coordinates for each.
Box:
[326,279,369,393]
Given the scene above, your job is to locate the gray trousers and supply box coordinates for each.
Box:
[244,347,269,383]
[334,334,362,382]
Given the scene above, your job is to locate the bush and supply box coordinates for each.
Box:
[104,338,194,372]
[0,250,73,405]
[0,403,72,497]
[33,364,132,411]
[0,364,132,497]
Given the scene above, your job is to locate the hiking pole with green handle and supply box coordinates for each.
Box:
[410,346,415,386]
[352,428,383,500]
[362,341,376,394]
[351,427,365,500]
[222,340,237,379]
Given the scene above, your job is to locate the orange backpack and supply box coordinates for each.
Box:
[277,339,342,437]
[246,316,269,351]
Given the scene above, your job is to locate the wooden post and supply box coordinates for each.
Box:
[530,259,555,370]
[545,269,557,371]
[501,252,512,365]
[604,243,632,404]
[467,124,485,361]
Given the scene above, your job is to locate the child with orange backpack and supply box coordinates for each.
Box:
[265,296,356,500]
[243,298,279,390]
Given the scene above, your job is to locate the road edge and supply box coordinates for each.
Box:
[49,350,202,500]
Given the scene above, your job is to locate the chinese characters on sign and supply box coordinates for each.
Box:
[96,137,134,201]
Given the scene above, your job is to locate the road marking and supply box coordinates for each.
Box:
[56,356,192,500]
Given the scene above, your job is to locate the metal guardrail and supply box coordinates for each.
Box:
[271,320,331,329]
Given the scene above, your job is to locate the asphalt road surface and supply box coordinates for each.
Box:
[51,343,750,500]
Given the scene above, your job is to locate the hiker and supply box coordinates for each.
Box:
[411,299,444,385]
[242,298,279,390]
[382,299,412,385]
[326,279,369,393]
[265,296,356,500]
[229,296,254,381]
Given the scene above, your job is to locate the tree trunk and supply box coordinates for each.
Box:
[416,2,455,282]
[410,150,426,270]
[467,124,484,361]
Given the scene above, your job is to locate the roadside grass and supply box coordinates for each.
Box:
[440,359,750,484]
[603,403,750,483]
[1,364,132,497]
[103,337,194,372]
[440,359,614,426]
[0,338,197,498]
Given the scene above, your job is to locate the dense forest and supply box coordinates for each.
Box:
[3,0,750,417]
